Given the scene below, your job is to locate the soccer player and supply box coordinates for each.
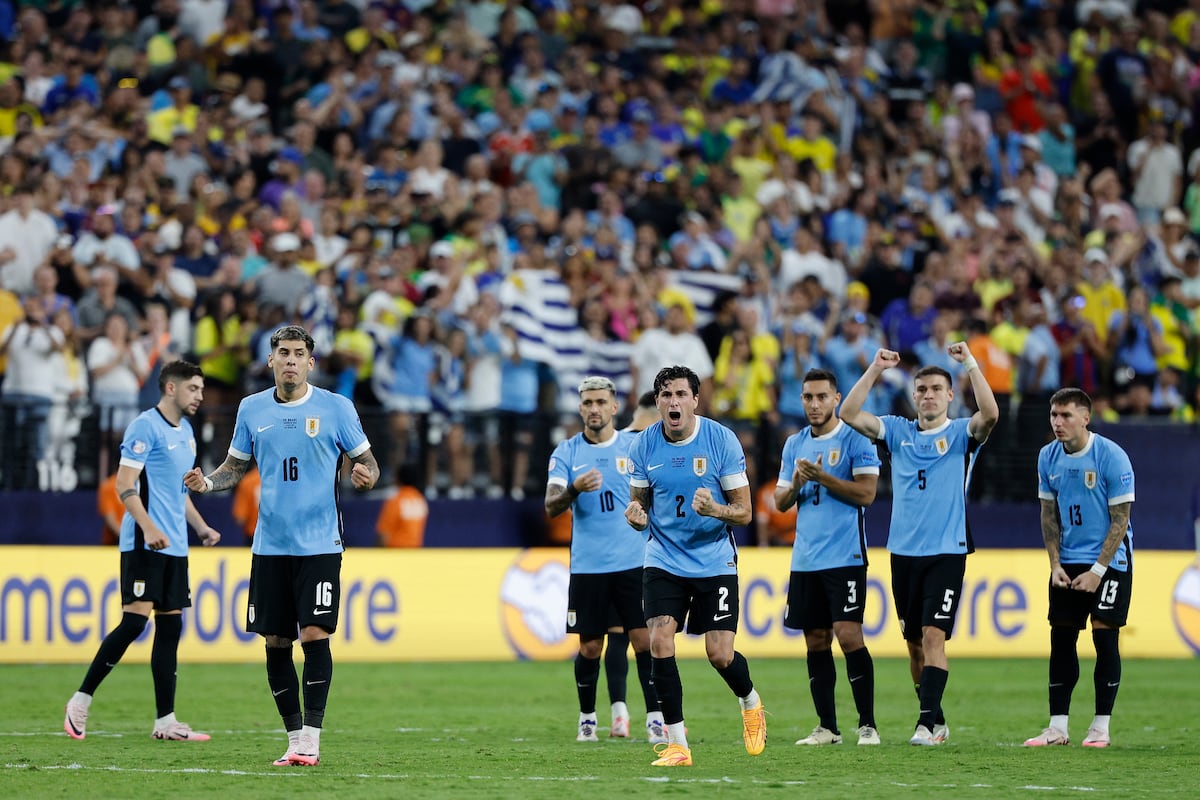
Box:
[593,389,662,738]
[1023,388,1134,749]
[624,365,766,767]
[64,360,220,742]
[839,345,998,746]
[545,377,662,744]
[184,325,379,767]
[775,369,882,746]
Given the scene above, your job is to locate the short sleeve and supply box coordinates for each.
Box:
[850,432,881,475]
[335,395,370,458]
[717,425,749,491]
[1036,446,1054,501]
[546,440,571,488]
[119,416,155,470]
[228,397,254,461]
[776,436,796,489]
[628,432,648,489]
[1102,442,1135,505]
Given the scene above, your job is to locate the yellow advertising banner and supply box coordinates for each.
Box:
[2,547,1199,663]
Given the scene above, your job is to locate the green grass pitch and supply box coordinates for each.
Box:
[2,658,1196,798]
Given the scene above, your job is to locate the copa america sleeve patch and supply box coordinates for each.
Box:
[131,440,148,455]
[548,456,556,471]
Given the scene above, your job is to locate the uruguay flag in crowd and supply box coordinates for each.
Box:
[667,269,744,327]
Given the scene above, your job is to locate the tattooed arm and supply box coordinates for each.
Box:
[183,455,251,494]
[1041,498,1070,588]
[349,448,380,492]
[624,485,651,531]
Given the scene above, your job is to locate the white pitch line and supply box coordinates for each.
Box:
[0,763,1101,791]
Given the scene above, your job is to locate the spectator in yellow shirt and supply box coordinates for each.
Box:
[783,110,837,174]
[1076,248,1127,339]
[147,76,200,145]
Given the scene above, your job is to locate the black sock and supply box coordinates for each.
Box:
[1092,628,1121,715]
[715,651,754,699]
[301,639,333,729]
[574,653,601,716]
[604,633,629,705]
[915,680,947,725]
[150,614,182,719]
[917,666,948,730]
[651,656,684,725]
[265,644,302,730]
[806,648,838,733]
[844,646,876,729]
[79,612,147,695]
[634,649,657,714]
[1049,626,1081,716]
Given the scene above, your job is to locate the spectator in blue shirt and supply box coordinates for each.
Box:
[880,281,938,354]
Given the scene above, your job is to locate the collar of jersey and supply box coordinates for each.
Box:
[1063,431,1095,458]
[810,420,844,441]
[915,418,952,436]
[660,416,703,446]
[273,383,314,407]
[582,430,620,448]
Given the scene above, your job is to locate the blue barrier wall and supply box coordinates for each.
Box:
[1,423,1195,550]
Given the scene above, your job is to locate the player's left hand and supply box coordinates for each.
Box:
[198,527,222,547]
[350,462,376,491]
[946,342,972,363]
[692,487,718,517]
[1071,570,1102,593]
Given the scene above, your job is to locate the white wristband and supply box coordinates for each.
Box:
[1089,562,1107,577]
[963,356,979,373]
[203,477,214,493]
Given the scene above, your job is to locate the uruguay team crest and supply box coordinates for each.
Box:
[615,457,629,475]
[693,457,707,476]
[935,437,948,456]
[248,604,256,624]
[1084,470,1097,489]
[566,610,576,627]
[133,580,145,598]
[306,417,320,438]
[827,448,841,466]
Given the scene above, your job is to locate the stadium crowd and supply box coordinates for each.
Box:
[1,0,1199,501]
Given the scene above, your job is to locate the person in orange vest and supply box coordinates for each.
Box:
[231,465,262,546]
[375,464,429,548]
[97,471,123,545]
[755,482,797,547]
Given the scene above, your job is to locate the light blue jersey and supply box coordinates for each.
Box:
[118,408,198,556]
[1037,432,1135,571]
[547,429,644,574]
[878,416,982,557]
[229,384,370,556]
[776,421,881,572]
[628,417,748,579]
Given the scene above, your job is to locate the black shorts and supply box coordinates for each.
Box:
[891,553,967,642]
[784,566,868,631]
[120,550,191,610]
[567,568,645,636]
[247,553,343,638]
[1048,563,1133,629]
[643,567,739,635]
